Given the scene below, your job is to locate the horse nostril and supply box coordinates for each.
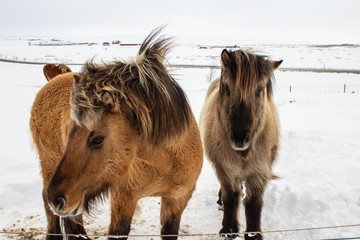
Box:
[53,195,67,213]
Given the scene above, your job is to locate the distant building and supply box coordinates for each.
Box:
[120,43,141,47]
[103,42,110,46]
[112,40,121,45]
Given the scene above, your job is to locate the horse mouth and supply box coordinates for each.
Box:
[230,132,251,151]
[70,200,83,216]
[231,141,251,151]
[52,199,84,217]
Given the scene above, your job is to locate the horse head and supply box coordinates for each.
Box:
[219,49,282,156]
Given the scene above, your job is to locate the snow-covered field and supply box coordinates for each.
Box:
[0,39,359,239]
[1,38,360,70]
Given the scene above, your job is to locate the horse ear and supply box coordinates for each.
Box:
[58,64,72,73]
[43,64,57,81]
[221,49,232,67]
[271,60,283,70]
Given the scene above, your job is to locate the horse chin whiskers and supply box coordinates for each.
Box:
[55,199,84,218]
[55,210,70,218]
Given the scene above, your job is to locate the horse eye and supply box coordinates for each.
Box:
[256,88,264,97]
[89,136,105,147]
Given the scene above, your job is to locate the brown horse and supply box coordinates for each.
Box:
[199,49,282,240]
[30,28,203,240]
[43,63,72,81]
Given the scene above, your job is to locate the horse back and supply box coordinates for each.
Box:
[204,78,220,100]
[199,78,221,147]
[30,72,76,182]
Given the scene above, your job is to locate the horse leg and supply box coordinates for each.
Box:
[244,178,266,240]
[219,184,241,239]
[43,188,62,240]
[43,188,89,240]
[217,188,223,208]
[108,192,137,240]
[160,192,192,240]
[61,215,89,240]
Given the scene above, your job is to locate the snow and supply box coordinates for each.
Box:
[0,39,359,240]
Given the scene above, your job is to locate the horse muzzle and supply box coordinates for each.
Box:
[48,194,84,217]
[230,131,251,151]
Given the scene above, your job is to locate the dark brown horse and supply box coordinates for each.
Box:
[43,63,72,81]
[30,28,203,240]
[199,49,282,240]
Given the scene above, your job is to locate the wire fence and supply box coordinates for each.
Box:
[276,83,360,94]
[1,223,359,239]
[1,55,360,75]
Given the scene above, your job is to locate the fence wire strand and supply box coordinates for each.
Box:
[1,223,359,239]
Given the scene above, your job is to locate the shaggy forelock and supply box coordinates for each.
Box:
[230,50,274,99]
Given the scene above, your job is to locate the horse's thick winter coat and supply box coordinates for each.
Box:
[199,49,282,240]
[30,28,203,240]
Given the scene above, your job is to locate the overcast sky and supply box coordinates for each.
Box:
[1,0,359,44]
